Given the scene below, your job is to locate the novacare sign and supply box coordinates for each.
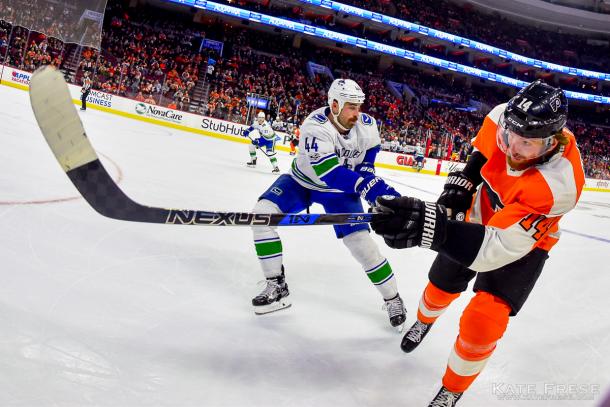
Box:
[134,102,183,124]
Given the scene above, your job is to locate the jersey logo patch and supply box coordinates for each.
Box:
[483,182,504,212]
[360,114,373,126]
[312,113,328,124]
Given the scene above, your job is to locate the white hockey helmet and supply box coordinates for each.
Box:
[327,78,365,114]
[256,111,266,123]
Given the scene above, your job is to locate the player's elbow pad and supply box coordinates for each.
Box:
[320,166,362,193]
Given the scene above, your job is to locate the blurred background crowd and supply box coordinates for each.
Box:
[0,0,607,179]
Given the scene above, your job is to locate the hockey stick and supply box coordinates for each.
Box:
[244,131,273,157]
[29,66,383,227]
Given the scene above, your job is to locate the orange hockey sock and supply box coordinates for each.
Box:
[416,282,461,324]
[443,291,511,393]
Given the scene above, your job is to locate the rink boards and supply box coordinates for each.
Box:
[1,64,608,191]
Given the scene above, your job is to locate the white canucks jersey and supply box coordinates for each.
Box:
[414,145,425,158]
[250,120,275,140]
[290,107,380,192]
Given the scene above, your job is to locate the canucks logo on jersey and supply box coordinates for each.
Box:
[360,113,373,126]
[312,113,328,124]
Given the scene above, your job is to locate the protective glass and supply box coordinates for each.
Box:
[0,0,107,49]
[496,114,556,161]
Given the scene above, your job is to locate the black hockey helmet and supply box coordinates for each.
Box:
[503,80,568,139]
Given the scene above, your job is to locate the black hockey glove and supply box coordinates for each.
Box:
[438,171,477,220]
[371,196,448,250]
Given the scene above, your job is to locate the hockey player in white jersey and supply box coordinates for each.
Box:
[250,79,407,329]
[413,142,425,171]
[245,111,280,173]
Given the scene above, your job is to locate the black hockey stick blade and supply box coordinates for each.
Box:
[29,66,385,227]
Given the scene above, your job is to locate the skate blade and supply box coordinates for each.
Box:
[395,321,406,333]
[254,298,292,315]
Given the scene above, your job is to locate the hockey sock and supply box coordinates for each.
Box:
[270,156,278,168]
[252,199,283,279]
[366,259,397,300]
[443,291,510,393]
[343,230,398,300]
[254,234,283,278]
[417,282,461,324]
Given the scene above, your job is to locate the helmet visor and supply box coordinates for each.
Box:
[496,114,556,161]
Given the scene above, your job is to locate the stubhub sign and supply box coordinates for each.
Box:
[201,117,248,137]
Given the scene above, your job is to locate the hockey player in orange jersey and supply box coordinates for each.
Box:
[289,127,300,156]
[370,80,585,407]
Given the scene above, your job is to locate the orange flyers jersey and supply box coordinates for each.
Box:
[467,103,585,272]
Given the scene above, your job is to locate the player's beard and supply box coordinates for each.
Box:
[338,116,357,130]
[506,143,559,171]
[507,154,539,171]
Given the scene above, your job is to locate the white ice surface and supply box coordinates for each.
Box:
[1,85,609,407]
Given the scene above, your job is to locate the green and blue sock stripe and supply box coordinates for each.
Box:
[254,237,283,260]
[365,259,394,285]
[311,153,340,178]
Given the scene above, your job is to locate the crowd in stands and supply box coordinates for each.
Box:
[222,0,609,98]
[78,2,211,110]
[0,0,103,48]
[336,0,610,74]
[571,119,610,180]
[0,1,211,111]
[201,26,500,163]
[0,6,211,112]
[0,26,64,71]
[0,0,607,179]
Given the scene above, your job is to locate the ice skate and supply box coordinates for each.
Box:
[383,294,407,332]
[252,269,291,314]
[247,157,257,167]
[401,320,433,353]
[428,387,463,407]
